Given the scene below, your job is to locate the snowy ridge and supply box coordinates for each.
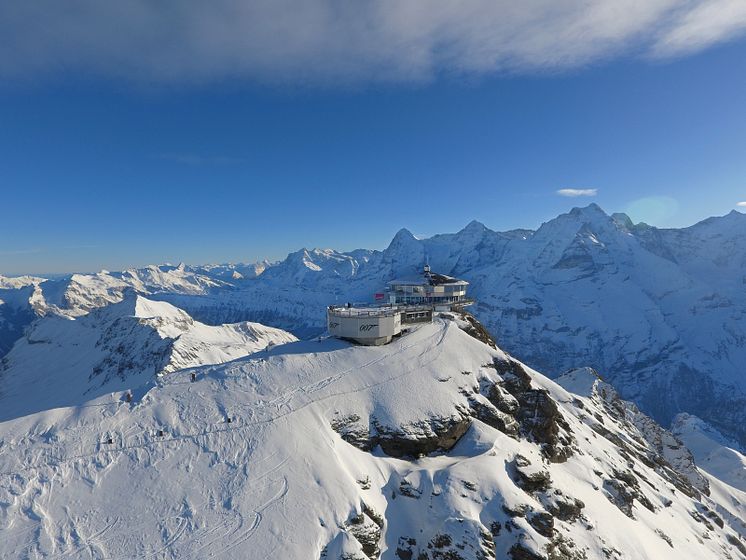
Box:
[32,265,231,318]
[672,414,746,493]
[0,314,744,559]
[555,367,709,493]
[0,294,296,422]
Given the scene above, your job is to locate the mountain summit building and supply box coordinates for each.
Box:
[386,265,469,310]
[327,266,472,345]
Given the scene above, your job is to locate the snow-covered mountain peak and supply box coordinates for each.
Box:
[532,204,621,247]
[460,219,488,234]
[101,293,192,322]
[0,297,297,422]
[611,212,635,230]
[0,275,45,289]
[2,313,744,559]
[383,228,425,270]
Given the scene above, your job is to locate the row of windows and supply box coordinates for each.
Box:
[391,284,466,294]
[396,295,467,304]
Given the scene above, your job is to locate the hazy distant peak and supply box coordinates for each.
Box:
[568,202,608,218]
[460,219,488,233]
[611,212,635,230]
[391,227,416,241]
[385,228,419,252]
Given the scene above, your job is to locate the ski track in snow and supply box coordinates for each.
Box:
[1,321,449,481]
[1,323,450,558]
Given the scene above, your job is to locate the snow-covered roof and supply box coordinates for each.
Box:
[388,270,468,287]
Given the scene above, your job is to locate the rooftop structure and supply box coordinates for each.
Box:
[387,265,471,310]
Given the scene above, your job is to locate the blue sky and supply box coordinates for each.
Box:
[1,2,746,274]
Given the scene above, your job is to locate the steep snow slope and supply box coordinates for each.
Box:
[0,295,296,422]
[1,316,744,559]
[672,414,746,493]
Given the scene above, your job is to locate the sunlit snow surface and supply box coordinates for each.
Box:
[1,318,744,559]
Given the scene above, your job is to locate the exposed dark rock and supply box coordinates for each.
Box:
[457,313,497,349]
[512,459,552,494]
[374,414,472,458]
[704,508,725,529]
[430,534,453,548]
[333,410,473,458]
[331,414,373,451]
[528,511,554,538]
[547,535,588,560]
[469,397,519,437]
[654,529,673,548]
[497,359,533,395]
[602,469,656,519]
[689,510,715,531]
[726,534,746,557]
[603,478,636,518]
[422,529,495,560]
[509,543,546,560]
[497,359,574,463]
[396,537,417,560]
[545,494,585,523]
[489,522,502,537]
[502,503,530,518]
[362,502,384,529]
[487,383,520,415]
[399,479,422,499]
[346,512,382,559]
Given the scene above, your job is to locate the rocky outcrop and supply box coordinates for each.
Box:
[331,411,473,458]
[495,358,574,463]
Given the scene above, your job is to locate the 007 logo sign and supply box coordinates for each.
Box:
[359,324,377,332]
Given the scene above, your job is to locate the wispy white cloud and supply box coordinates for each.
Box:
[651,0,746,57]
[0,1,745,86]
[557,188,598,197]
[737,201,746,207]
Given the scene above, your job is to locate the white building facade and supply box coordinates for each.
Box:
[327,306,402,346]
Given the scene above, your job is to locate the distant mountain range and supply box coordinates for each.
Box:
[2,204,746,449]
